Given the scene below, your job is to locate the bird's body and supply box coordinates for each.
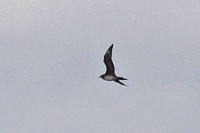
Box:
[99,44,127,86]
[103,75,116,81]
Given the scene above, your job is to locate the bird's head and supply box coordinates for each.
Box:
[98,75,104,79]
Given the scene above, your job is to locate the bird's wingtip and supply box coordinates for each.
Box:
[110,44,114,48]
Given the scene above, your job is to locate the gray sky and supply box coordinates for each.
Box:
[1,0,200,133]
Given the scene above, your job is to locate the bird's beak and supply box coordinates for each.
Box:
[98,76,101,78]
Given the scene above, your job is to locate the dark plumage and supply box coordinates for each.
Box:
[99,44,127,86]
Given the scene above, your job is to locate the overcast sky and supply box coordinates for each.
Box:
[1,0,200,133]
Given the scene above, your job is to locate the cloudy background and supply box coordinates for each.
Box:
[1,0,200,132]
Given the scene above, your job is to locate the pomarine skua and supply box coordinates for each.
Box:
[99,44,127,86]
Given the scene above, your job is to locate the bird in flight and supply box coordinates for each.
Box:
[99,44,127,86]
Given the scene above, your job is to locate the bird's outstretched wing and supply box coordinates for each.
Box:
[104,44,115,74]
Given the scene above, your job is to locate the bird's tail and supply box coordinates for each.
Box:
[118,77,127,80]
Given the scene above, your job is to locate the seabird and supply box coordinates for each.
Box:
[99,44,127,86]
